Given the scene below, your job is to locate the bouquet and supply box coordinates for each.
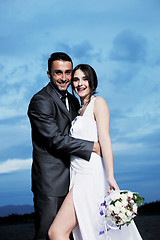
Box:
[99,190,144,234]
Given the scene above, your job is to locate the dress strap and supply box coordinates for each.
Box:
[83,97,96,119]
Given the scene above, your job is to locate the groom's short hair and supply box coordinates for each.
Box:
[48,52,73,74]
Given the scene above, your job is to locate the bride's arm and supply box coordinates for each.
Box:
[94,97,119,191]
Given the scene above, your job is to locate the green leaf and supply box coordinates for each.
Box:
[133,193,144,206]
[126,222,131,226]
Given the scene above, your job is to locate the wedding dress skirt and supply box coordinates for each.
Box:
[69,97,142,240]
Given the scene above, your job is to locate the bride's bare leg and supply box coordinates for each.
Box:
[48,188,77,240]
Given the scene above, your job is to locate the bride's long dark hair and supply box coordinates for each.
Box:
[71,64,98,100]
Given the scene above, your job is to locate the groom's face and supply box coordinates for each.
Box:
[47,60,72,94]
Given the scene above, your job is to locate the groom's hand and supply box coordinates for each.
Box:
[92,142,101,156]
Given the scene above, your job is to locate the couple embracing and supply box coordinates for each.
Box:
[28,52,142,240]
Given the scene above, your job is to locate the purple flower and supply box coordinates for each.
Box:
[101,201,106,206]
[100,210,104,216]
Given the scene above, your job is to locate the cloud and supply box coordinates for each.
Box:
[0,158,32,174]
[109,65,140,84]
[0,55,48,120]
[109,29,147,63]
[112,142,144,155]
[0,88,28,120]
[0,63,4,72]
[57,41,102,63]
[0,118,31,157]
[155,57,160,66]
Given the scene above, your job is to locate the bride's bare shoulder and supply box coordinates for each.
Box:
[95,96,108,108]
[94,96,110,115]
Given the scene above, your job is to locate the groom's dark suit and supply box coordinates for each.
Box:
[28,83,93,239]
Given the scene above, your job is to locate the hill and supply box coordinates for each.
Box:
[0,201,160,218]
[0,204,34,217]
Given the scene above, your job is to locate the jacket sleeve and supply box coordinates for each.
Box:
[28,95,94,161]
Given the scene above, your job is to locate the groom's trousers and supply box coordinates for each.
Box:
[33,194,65,240]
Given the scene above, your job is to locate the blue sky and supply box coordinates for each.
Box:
[0,0,160,207]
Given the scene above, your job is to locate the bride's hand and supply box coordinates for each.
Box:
[107,176,119,194]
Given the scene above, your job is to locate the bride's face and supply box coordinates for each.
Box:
[72,69,91,100]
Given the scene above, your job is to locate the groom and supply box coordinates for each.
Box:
[28,52,99,240]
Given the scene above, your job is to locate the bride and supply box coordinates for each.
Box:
[48,64,143,240]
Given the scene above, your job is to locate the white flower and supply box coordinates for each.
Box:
[121,194,127,201]
[114,209,120,215]
[121,199,128,206]
[126,210,133,217]
[106,208,113,216]
[133,204,138,213]
[134,194,137,199]
[115,201,122,209]
[130,200,134,204]
[127,191,133,198]
[119,212,125,219]
[110,191,121,201]
[120,207,126,215]
[108,204,116,212]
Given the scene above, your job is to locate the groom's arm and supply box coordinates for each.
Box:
[28,95,96,161]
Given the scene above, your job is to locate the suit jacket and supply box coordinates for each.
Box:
[28,83,94,197]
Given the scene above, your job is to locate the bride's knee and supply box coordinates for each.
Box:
[48,226,56,240]
[48,225,65,240]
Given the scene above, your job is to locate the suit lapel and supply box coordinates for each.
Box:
[46,83,72,122]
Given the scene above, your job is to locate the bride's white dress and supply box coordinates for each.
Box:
[69,97,142,240]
